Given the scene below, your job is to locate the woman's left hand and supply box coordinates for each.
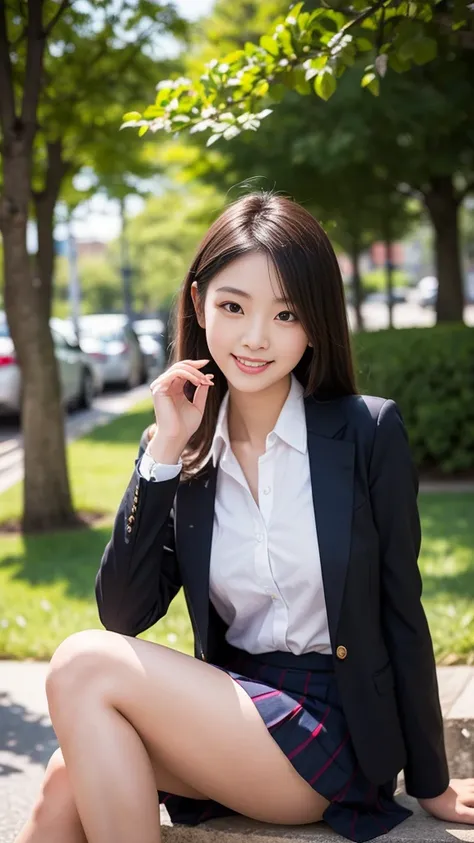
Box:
[418,779,474,823]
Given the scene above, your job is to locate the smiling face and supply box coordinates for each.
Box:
[191,251,310,394]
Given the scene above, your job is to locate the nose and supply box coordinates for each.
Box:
[241,317,270,351]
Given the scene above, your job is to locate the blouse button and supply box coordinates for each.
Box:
[262,486,271,495]
[255,533,263,542]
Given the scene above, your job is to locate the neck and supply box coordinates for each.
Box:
[227,374,292,450]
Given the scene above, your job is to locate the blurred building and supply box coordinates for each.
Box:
[75,240,107,259]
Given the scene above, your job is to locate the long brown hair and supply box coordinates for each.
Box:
[149,191,357,476]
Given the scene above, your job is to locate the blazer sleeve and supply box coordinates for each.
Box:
[95,428,182,637]
[369,399,449,800]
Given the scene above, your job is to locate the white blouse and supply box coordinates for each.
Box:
[139,374,331,655]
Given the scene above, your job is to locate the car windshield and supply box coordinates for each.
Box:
[134,320,164,336]
[80,322,124,342]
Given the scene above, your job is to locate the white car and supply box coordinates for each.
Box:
[133,318,166,379]
[0,312,96,417]
[415,276,438,307]
[51,318,104,396]
[75,314,146,389]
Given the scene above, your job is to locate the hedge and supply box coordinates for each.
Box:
[353,325,474,475]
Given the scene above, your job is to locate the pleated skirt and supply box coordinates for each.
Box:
[158,647,412,842]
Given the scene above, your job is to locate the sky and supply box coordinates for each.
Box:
[174,0,213,20]
[30,0,215,253]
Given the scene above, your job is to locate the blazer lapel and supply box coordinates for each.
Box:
[305,396,355,649]
[175,396,355,657]
[174,464,217,655]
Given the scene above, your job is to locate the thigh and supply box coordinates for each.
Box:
[50,631,329,825]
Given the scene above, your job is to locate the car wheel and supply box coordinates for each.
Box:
[78,369,94,409]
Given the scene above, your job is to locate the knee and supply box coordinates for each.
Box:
[31,748,76,827]
[46,629,117,714]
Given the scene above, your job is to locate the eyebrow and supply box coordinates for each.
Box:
[215,285,288,305]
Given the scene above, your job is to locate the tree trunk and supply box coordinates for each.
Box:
[424,176,464,323]
[351,241,364,331]
[2,154,79,533]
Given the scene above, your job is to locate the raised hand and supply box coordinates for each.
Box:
[147,359,214,464]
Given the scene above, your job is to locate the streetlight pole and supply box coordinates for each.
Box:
[119,196,133,322]
[68,215,81,341]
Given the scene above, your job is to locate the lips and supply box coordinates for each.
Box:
[232,354,273,374]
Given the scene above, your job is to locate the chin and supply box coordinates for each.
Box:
[225,370,290,394]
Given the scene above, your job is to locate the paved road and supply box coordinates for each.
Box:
[0,384,151,494]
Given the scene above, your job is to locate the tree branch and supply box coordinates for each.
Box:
[33,138,69,206]
[20,0,45,133]
[0,0,17,132]
[43,0,70,38]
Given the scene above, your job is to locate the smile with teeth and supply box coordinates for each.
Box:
[236,357,268,367]
[233,355,272,371]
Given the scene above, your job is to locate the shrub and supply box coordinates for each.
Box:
[354,325,474,474]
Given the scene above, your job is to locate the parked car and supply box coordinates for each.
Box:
[0,311,96,417]
[50,318,104,396]
[76,314,146,389]
[415,276,438,308]
[132,318,166,380]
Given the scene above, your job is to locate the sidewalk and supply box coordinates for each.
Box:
[1,661,473,842]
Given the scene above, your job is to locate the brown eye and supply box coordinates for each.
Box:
[221,302,242,314]
[277,311,296,322]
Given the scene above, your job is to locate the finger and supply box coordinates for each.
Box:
[150,363,212,391]
[457,805,474,821]
[180,359,210,368]
[152,368,210,393]
[192,382,211,415]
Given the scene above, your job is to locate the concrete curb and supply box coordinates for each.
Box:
[160,796,474,842]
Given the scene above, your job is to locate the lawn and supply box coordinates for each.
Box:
[0,400,473,663]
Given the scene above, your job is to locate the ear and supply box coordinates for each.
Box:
[308,341,313,348]
[191,281,206,329]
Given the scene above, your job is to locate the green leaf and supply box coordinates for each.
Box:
[356,37,373,52]
[260,35,279,57]
[254,79,269,97]
[123,111,141,122]
[314,68,336,101]
[138,125,149,137]
[388,53,411,74]
[411,37,437,65]
[287,2,304,22]
[361,72,380,96]
[268,83,287,103]
[143,105,164,119]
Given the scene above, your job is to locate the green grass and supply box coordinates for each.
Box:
[0,400,473,663]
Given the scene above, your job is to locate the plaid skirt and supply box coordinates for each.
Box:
[158,647,412,842]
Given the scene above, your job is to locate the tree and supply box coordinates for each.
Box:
[125,0,474,321]
[0,0,185,533]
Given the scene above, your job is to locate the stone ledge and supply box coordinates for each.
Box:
[160,795,474,843]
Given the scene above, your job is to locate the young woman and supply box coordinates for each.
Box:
[16,192,474,843]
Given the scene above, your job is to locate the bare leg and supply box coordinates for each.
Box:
[46,630,329,843]
[14,746,209,843]
[15,749,87,843]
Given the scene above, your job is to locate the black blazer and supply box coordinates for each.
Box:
[95,393,449,801]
